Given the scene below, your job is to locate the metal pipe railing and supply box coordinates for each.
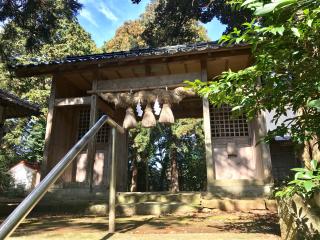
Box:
[0,115,124,239]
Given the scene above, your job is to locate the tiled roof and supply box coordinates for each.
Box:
[15,41,249,69]
[0,89,40,118]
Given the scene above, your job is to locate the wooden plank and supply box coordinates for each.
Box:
[97,72,201,92]
[55,97,91,106]
[42,76,57,178]
[201,60,216,192]
[86,78,98,190]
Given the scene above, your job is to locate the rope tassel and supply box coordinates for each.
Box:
[142,104,156,128]
[159,103,174,124]
[123,107,137,129]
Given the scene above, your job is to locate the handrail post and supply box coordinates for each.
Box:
[108,128,117,233]
[0,115,109,239]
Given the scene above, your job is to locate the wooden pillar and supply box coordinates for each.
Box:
[42,76,56,178]
[201,60,215,192]
[109,128,117,233]
[86,79,98,191]
[254,112,273,181]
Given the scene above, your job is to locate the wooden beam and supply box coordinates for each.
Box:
[201,60,216,192]
[115,70,122,78]
[86,78,98,191]
[184,63,189,73]
[131,68,138,78]
[90,83,185,94]
[54,97,91,106]
[96,72,201,92]
[224,59,230,71]
[145,65,151,76]
[79,72,91,86]
[42,76,57,178]
[165,63,171,74]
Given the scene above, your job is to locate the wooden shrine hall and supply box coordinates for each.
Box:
[14,42,274,199]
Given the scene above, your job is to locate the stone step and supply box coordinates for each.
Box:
[116,192,201,204]
[201,198,277,212]
[116,202,199,216]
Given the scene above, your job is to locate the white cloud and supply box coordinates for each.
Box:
[79,8,98,27]
[98,2,118,22]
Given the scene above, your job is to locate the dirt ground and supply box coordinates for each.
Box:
[3,210,281,240]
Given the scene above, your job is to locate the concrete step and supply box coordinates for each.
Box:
[116,202,199,216]
[116,192,201,204]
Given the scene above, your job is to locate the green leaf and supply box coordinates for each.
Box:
[254,0,296,16]
[311,160,318,171]
[303,181,315,192]
[307,19,314,27]
[241,0,258,7]
[291,168,307,172]
[291,27,301,37]
[231,105,242,111]
[308,99,320,111]
[255,2,278,15]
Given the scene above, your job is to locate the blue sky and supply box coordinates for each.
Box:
[77,0,226,47]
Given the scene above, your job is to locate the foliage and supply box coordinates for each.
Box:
[276,160,320,199]
[189,0,320,147]
[102,20,146,52]
[0,153,13,192]
[141,0,209,47]
[0,0,82,53]
[104,1,209,50]
[132,0,253,34]
[0,6,98,188]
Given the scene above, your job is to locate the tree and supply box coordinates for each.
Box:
[102,20,146,52]
[140,0,209,47]
[189,0,320,166]
[0,0,82,54]
[103,1,209,50]
[132,0,253,35]
[0,18,98,192]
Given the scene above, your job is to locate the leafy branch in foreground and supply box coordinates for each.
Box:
[276,160,320,199]
[189,0,320,149]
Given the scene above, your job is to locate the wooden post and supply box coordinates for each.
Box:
[201,60,215,192]
[109,128,117,233]
[86,80,98,191]
[42,76,56,178]
[255,112,273,181]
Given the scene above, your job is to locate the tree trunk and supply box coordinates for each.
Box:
[130,159,138,192]
[145,161,149,192]
[170,146,179,193]
[302,136,320,168]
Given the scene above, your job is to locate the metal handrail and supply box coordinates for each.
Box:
[0,115,124,239]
